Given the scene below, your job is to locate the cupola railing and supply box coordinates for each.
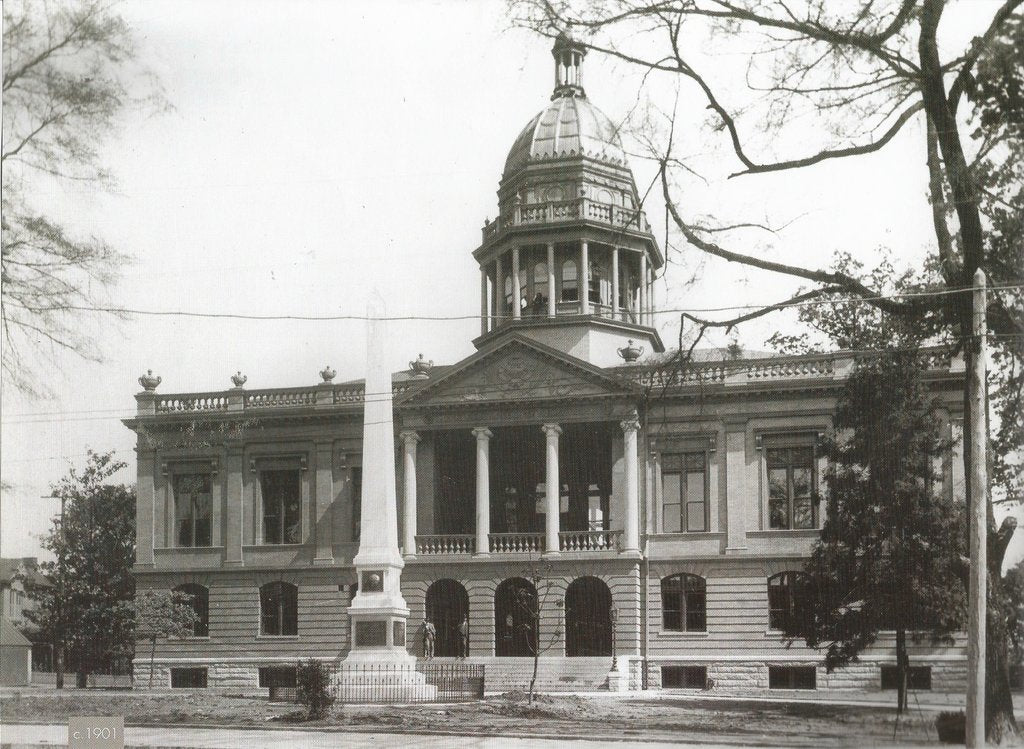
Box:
[482,196,651,244]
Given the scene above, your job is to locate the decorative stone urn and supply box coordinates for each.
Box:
[617,340,644,363]
[409,354,433,379]
[138,370,162,391]
[230,371,247,388]
[320,365,336,383]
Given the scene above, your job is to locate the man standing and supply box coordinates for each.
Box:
[458,615,469,658]
[423,619,436,659]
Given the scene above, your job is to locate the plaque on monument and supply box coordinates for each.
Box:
[393,621,405,647]
[355,620,387,647]
[361,570,384,592]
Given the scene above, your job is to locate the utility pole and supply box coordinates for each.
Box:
[54,493,66,690]
[967,268,987,749]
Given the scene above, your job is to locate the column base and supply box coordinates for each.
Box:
[403,553,417,561]
[618,549,641,559]
[472,551,490,558]
[541,550,561,559]
[312,557,335,566]
[223,559,244,567]
[725,546,748,555]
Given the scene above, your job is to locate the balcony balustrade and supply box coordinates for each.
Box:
[559,529,622,552]
[482,197,651,244]
[414,534,476,555]
[488,532,544,554]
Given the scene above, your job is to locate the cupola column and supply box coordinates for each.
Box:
[612,248,620,320]
[547,243,556,317]
[495,254,503,322]
[512,246,521,320]
[639,252,648,326]
[480,269,489,336]
[580,240,590,315]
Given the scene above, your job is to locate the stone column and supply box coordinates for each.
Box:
[313,442,334,565]
[495,255,503,322]
[724,422,748,553]
[225,447,244,566]
[620,413,640,555]
[472,427,492,556]
[136,450,156,566]
[611,248,620,320]
[541,424,562,557]
[580,240,590,314]
[400,431,420,559]
[511,246,521,319]
[639,253,648,326]
[480,269,488,336]
[547,243,556,317]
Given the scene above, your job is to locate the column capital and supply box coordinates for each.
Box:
[620,412,640,434]
[471,426,493,441]
[541,423,562,438]
[399,430,421,446]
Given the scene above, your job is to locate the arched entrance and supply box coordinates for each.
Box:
[425,579,469,657]
[565,577,612,656]
[494,577,538,657]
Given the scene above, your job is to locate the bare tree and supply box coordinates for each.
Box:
[1,0,166,397]
[511,0,1022,741]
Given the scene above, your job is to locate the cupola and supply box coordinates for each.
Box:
[471,35,665,367]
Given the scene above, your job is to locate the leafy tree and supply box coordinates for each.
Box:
[132,589,200,688]
[1,0,165,396]
[512,1,1022,739]
[23,450,135,687]
[784,350,967,714]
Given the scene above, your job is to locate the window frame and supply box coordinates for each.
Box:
[259,468,302,545]
[767,571,809,631]
[259,581,298,637]
[661,665,707,689]
[661,450,711,533]
[759,433,822,531]
[172,472,213,548]
[660,573,707,633]
[768,665,816,690]
[170,667,208,688]
[560,260,578,302]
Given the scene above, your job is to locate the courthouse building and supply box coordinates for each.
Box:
[125,36,967,694]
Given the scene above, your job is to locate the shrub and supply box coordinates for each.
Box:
[296,659,335,719]
[935,712,966,744]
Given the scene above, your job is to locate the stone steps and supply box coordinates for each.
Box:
[425,657,612,692]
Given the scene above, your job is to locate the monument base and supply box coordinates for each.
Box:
[332,661,438,701]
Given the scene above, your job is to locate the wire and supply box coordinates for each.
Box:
[8,283,1022,322]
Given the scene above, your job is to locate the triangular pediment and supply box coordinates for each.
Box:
[397,335,636,408]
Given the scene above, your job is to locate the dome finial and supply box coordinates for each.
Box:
[551,32,587,99]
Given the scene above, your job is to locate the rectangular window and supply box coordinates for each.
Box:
[258,666,297,688]
[662,452,708,532]
[261,469,301,544]
[881,666,932,691]
[766,443,818,530]
[170,667,208,688]
[662,665,707,689]
[173,474,212,548]
[768,666,816,690]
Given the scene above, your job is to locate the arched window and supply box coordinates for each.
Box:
[561,260,578,302]
[425,579,469,657]
[495,577,537,657]
[174,584,209,637]
[661,574,706,632]
[260,582,297,636]
[767,572,809,631]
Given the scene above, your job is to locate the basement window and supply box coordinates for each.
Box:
[768,665,816,690]
[170,668,208,688]
[880,666,932,691]
[662,665,707,689]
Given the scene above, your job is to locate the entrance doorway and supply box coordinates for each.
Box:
[494,577,538,657]
[565,577,612,656]
[425,579,469,657]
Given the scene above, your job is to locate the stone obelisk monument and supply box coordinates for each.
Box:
[344,292,415,664]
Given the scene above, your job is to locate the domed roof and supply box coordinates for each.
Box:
[502,94,629,181]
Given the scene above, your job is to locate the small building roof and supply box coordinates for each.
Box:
[0,618,32,647]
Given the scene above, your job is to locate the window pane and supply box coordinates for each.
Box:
[663,503,681,533]
[766,448,788,468]
[684,453,705,471]
[792,466,812,498]
[261,585,280,635]
[686,502,706,532]
[661,453,682,471]
[793,496,814,529]
[768,468,789,529]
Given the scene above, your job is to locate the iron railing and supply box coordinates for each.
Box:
[328,661,484,703]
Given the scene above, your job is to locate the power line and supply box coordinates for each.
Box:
[9,283,1023,322]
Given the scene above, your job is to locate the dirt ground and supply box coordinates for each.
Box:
[0,688,976,746]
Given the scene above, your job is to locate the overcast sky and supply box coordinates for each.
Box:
[3,0,1019,565]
